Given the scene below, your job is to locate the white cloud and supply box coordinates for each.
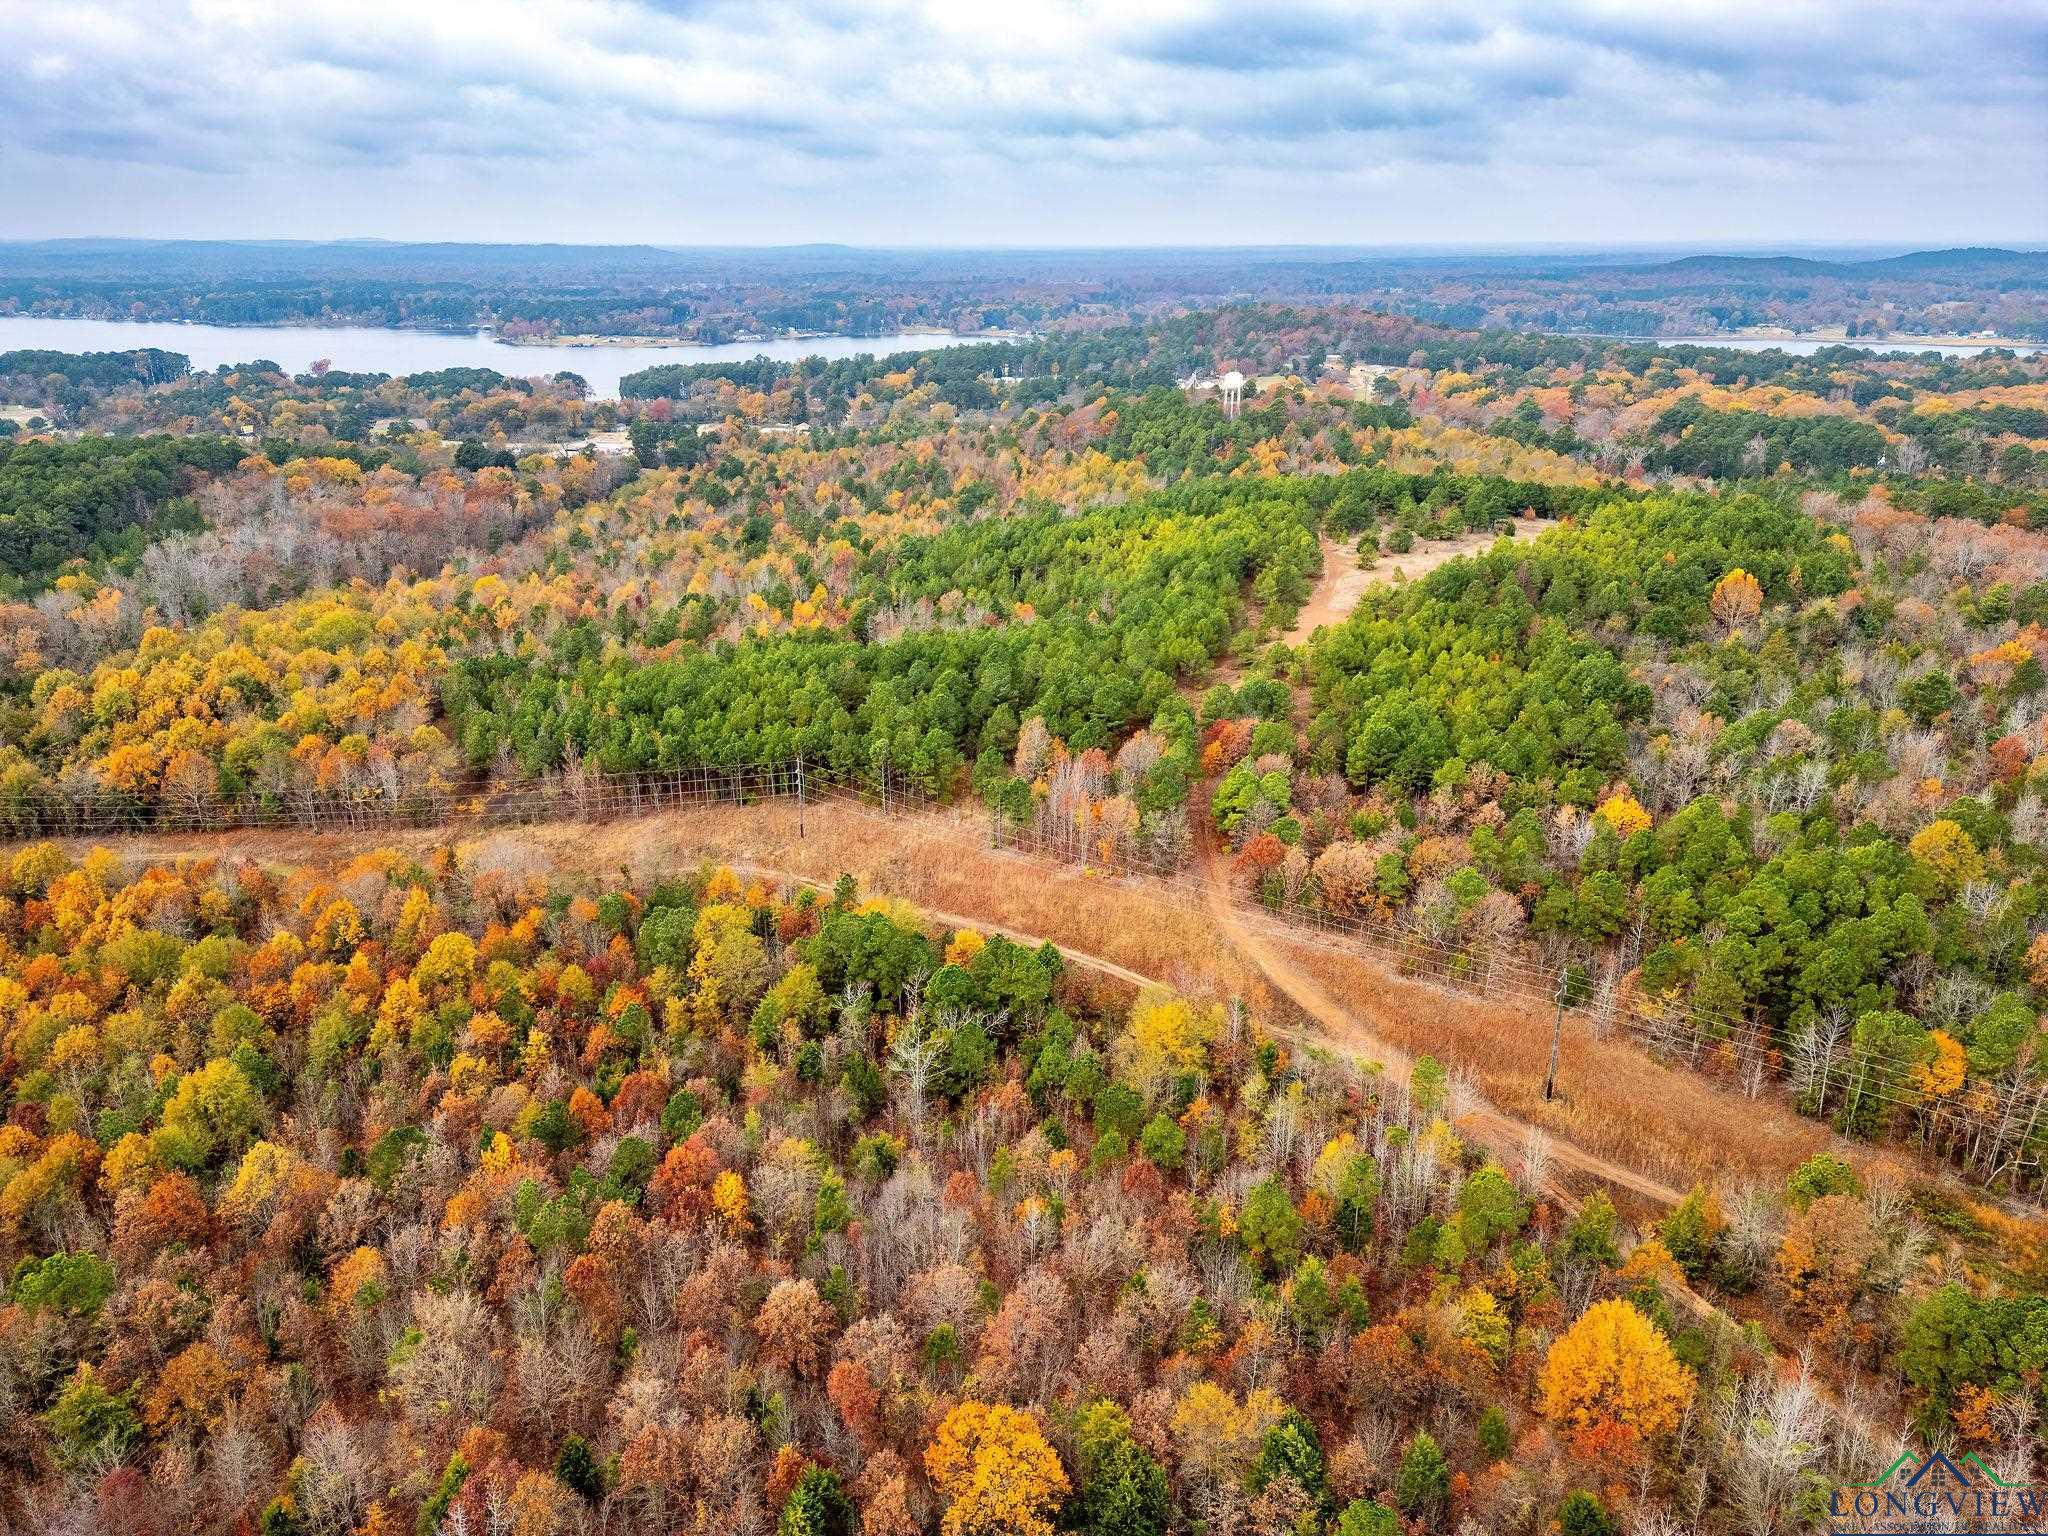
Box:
[0,0,2039,243]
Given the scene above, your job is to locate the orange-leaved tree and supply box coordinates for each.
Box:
[1539,1298,1696,1442]
[923,1401,1069,1536]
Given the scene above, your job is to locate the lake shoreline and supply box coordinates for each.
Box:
[1719,328,2041,348]
[498,327,1029,349]
[0,316,990,398]
[0,312,1024,350]
[1558,329,2043,353]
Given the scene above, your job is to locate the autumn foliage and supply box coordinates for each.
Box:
[1540,1299,1697,1443]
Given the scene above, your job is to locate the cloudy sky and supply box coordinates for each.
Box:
[2,0,2043,247]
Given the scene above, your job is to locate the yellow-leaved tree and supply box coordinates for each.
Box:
[944,929,987,969]
[923,1401,1068,1536]
[1709,568,1764,633]
[687,904,767,1028]
[1168,1380,1284,1485]
[1594,791,1652,839]
[1913,1030,1967,1099]
[1539,1298,1696,1440]
[1906,819,1983,898]
[1116,987,1216,1100]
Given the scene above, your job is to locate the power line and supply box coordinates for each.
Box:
[6,758,2040,1189]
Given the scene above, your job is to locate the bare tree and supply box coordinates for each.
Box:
[1788,1008,1849,1118]
[296,1413,380,1535]
[1519,1127,1553,1193]
[390,1289,501,1431]
[1719,1183,1781,1288]
[888,1016,944,1134]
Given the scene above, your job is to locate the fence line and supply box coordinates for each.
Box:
[979,821,2045,1184]
[6,758,2040,1187]
[0,759,934,840]
[988,822,1996,1126]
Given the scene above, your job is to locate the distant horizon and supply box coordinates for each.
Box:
[5,236,2043,259]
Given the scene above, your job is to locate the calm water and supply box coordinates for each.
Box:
[6,315,2033,401]
[0,315,990,398]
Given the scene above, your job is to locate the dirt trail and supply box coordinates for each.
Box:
[1189,814,1683,1209]
[44,797,1867,1212]
[1282,536,1379,647]
[1282,529,1500,647]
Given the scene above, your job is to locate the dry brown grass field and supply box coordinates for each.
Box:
[47,794,1937,1218]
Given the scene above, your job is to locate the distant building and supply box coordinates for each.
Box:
[1180,368,1246,417]
[693,420,810,440]
[503,429,634,458]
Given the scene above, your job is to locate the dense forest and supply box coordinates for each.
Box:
[0,436,242,592]
[0,848,2038,1535]
[0,316,2042,1184]
[440,483,1321,795]
[0,303,2044,1532]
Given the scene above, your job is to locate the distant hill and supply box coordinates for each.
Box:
[3,239,2039,285]
[0,239,2037,341]
[1642,247,2046,280]
[1855,246,2046,274]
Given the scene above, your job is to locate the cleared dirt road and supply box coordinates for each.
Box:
[1282,529,1500,647]
[1188,812,1686,1208]
[51,793,1858,1212]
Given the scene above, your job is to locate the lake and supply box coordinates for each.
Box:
[6,315,2035,402]
[0,315,993,398]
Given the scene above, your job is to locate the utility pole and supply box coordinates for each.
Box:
[1544,968,1568,1101]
